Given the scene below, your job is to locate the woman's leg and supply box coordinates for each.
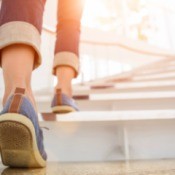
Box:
[0,0,46,110]
[53,0,85,97]
[2,45,35,107]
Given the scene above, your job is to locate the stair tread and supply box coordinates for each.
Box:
[72,82,175,95]
[37,91,175,102]
[78,91,175,101]
[133,72,175,81]
[73,80,175,91]
[39,110,175,122]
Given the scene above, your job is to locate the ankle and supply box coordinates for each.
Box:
[55,84,72,98]
[55,66,75,98]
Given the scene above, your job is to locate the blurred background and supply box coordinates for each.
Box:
[0,0,175,166]
[0,0,175,111]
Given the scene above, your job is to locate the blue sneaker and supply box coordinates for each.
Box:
[0,87,47,168]
[51,89,79,113]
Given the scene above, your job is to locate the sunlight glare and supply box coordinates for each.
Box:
[82,0,114,29]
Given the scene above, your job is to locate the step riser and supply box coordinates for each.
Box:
[137,67,175,76]
[37,98,175,112]
[76,99,175,111]
[133,76,175,82]
[73,87,175,95]
[42,119,175,161]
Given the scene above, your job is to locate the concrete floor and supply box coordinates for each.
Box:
[1,159,175,175]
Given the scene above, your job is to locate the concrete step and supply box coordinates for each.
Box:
[39,110,175,162]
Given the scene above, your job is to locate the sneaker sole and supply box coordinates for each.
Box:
[0,113,46,168]
[52,106,76,113]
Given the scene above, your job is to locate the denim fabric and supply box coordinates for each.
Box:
[51,93,79,111]
[0,95,47,160]
[0,0,84,56]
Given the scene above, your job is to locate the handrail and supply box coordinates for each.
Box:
[42,25,175,58]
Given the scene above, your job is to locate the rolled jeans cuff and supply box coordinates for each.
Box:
[52,52,79,78]
[0,21,41,69]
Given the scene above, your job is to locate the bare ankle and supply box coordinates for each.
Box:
[55,84,72,98]
[55,66,75,98]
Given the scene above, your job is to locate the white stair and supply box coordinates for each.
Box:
[41,110,175,162]
[132,72,175,82]
[73,81,175,94]
[73,91,175,111]
[34,56,174,163]
[69,57,175,111]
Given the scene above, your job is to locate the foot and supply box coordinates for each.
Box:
[54,84,72,98]
[51,88,79,113]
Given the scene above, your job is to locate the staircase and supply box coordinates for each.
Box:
[0,25,173,163]
[72,58,175,111]
[36,56,175,162]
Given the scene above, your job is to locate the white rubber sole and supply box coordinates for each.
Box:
[52,106,76,113]
[0,113,46,168]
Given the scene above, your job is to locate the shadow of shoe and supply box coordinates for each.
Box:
[1,167,46,175]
